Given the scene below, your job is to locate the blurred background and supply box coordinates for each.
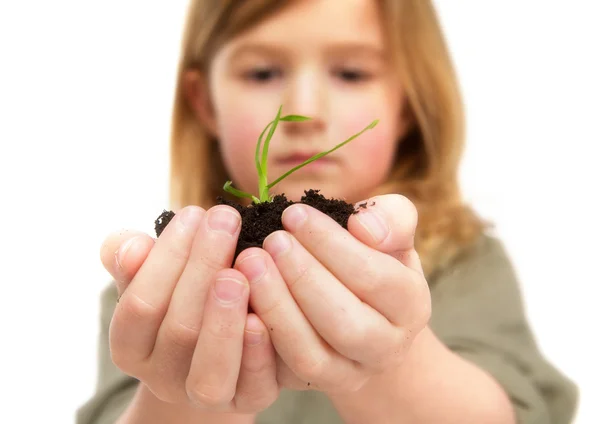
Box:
[1,1,598,423]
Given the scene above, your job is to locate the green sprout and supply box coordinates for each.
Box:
[223,105,379,204]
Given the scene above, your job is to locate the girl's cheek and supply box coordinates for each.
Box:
[336,98,397,141]
[218,110,268,190]
[336,106,399,168]
[221,118,257,168]
[220,106,267,148]
[358,126,398,164]
[333,86,398,131]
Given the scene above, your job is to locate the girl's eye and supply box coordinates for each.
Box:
[243,67,283,83]
[334,68,371,83]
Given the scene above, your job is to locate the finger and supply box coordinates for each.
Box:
[99,230,155,296]
[348,194,423,273]
[275,355,319,390]
[261,232,397,370]
[150,206,241,399]
[109,206,204,369]
[186,269,249,411]
[233,313,279,412]
[160,205,241,334]
[281,203,427,327]
[235,247,364,392]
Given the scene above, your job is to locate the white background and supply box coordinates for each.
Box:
[1,1,598,423]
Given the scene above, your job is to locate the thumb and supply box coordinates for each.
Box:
[99,230,155,297]
[347,194,423,274]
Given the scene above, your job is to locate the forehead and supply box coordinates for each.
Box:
[220,0,385,56]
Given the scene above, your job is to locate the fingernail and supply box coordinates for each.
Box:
[244,330,263,346]
[264,231,292,258]
[214,277,247,303]
[208,207,240,236]
[237,254,267,283]
[114,236,141,282]
[356,210,389,244]
[178,206,203,229]
[282,204,307,232]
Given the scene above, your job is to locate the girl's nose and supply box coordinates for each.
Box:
[282,67,327,135]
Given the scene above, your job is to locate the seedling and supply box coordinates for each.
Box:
[155,106,379,264]
[223,105,378,204]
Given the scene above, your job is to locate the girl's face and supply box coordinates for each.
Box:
[190,0,409,203]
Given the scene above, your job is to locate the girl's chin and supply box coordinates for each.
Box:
[271,181,348,203]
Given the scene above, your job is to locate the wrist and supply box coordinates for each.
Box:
[326,326,438,422]
[328,326,516,424]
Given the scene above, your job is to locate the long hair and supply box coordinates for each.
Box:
[168,0,487,278]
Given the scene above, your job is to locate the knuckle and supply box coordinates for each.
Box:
[146,382,181,404]
[357,259,390,296]
[186,381,232,408]
[286,264,312,290]
[310,229,335,249]
[367,266,389,292]
[326,370,361,394]
[336,316,369,353]
[205,318,239,341]
[293,352,327,382]
[108,317,143,373]
[120,292,163,326]
[276,363,306,389]
[376,332,404,369]
[255,296,283,321]
[165,243,190,267]
[109,346,136,374]
[191,252,225,275]
[350,253,371,276]
[240,355,272,375]
[163,320,200,349]
[405,272,431,328]
[381,333,406,368]
[404,268,426,298]
[417,296,432,327]
[236,386,279,413]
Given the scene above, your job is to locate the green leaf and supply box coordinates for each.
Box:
[261,105,283,174]
[255,121,273,178]
[267,119,379,189]
[256,122,272,202]
[223,181,257,201]
[280,115,311,122]
[367,119,379,129]
[256,106,284,202]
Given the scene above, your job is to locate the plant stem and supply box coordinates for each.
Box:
[259,106,282,201]
[223,106,377,204]
[267,119,379,189]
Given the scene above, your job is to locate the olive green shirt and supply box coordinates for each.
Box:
[76,234,578,423]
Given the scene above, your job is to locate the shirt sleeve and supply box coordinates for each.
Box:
[75,283,139,424]
[428,234,578,424]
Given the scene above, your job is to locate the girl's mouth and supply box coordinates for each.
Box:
[275,152,336,171]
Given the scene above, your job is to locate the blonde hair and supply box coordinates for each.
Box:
[168,0,487,278]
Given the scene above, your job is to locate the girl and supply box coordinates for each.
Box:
[77,1,577,423]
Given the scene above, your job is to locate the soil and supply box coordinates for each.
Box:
[154,189,370,262]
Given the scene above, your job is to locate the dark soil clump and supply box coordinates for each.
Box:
[154,189,364,263]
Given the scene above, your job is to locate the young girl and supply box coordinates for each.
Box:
[77,1,578,423]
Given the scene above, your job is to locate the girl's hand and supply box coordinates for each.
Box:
[99,205,279,414]
[234,194,431,393]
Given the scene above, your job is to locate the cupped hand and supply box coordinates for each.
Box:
[99,205,279,413]
[233,194,431,394]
